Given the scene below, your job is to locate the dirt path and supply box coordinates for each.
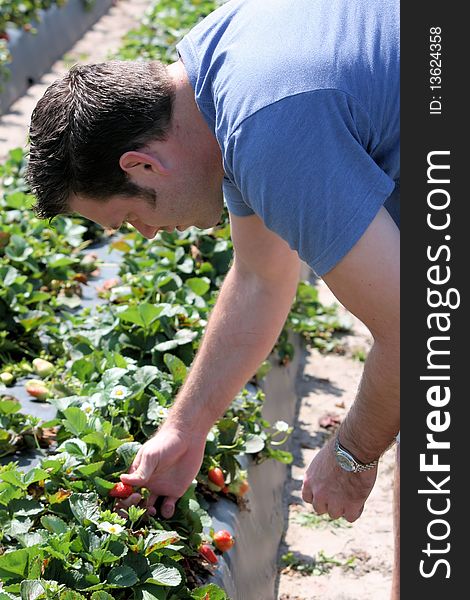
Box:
[277,279,396,600]
[0,0,152,159]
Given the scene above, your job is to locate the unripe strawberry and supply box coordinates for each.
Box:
[109,482,134,499]
[32,358,54,377]
[228,479,249,497]
[25,379,50,400]
[199,544,218,564]
[213,530,234,552]
[0,372,14,386]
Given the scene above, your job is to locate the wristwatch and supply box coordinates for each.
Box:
[334,438,379,473]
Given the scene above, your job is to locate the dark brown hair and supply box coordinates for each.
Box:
[26,61,174,219]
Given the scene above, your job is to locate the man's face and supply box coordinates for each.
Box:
[70,170,224,239]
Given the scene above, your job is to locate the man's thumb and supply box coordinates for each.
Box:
[120,471,145,485]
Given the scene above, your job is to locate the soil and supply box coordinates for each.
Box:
[276,279,396,600]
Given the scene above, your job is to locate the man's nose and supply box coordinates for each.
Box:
[129,221,159,239]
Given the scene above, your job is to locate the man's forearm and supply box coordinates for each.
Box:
[338,336,400,463]
[166,260,299,434]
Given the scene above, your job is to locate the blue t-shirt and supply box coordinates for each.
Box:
[177,0,399,275]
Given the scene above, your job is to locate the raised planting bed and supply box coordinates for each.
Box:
[0,0,114,114]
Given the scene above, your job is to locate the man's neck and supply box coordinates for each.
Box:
[166,60,221,170]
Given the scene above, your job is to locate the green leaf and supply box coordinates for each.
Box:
[91,593,115,600]
[18,311,51,333]
[81,432,105,451]
[135,585,166,600]
[3,518,33,538]
[55,294,82,309]
[20,580,45,600]
[2,266,20,287]
[63,407,88,436]
[147,563,181,587]
[144,531,180,554]
[216,418,240,446]
[92,549,123,565]
[116,442,141,469]
[163,354,187,384]
[0,548,29,580]
[69,493,100,525]
[92,476,115,495]
[269,449,293,464]
[191,584,229,599]
[243,434,265,454]
[8,499,42,517]
[76,461,105,477]
[71,358,95,382]
[122,551,149,578]
[185,277,210,296]
[56,438,88,457]
[0,400,21,415]
[59,590,87,600]
[154,339,179,352]
[132,366,160,389]
[23,468,49,486]
[40,515,68,535]
[47,254,76,268]
[107,565,138,587]
[16,530,48,548]
[5,236,33,262]
[0,470,25,489]
[118,304,162,328]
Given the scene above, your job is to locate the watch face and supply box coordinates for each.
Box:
[336,451,356,472]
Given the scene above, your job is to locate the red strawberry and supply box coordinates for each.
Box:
[213,530,235,552]
[208,467,225,489]
[199,544,218,564]
[109,482,134,499]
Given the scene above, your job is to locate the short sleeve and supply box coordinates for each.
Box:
[224,90,396,275]
[223,177,255,217]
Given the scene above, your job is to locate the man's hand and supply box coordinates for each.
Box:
[301,438,377,522]
[116,424,207,519]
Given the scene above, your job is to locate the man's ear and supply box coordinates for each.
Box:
[119,151,169,177]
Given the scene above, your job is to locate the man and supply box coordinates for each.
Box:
[27,0,400,596]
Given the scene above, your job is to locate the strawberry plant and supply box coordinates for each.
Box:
[0,396,54,457]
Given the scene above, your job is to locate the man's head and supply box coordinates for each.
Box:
[27,60,224,237]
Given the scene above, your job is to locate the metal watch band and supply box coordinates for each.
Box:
[335,438,379,472]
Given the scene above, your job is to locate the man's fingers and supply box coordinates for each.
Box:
[344,504,364,523]
[145,493,158,516]
[113,492,142,518]
[301,482,313,504]
[116,492,142,508]
[128,448,143,474]
[326,504,344,520]
[161,496,177,519]
[120,451,157,486]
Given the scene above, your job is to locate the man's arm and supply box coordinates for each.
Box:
[119,214,301,517]
[168,213,301,431]
[301,205,399,522]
